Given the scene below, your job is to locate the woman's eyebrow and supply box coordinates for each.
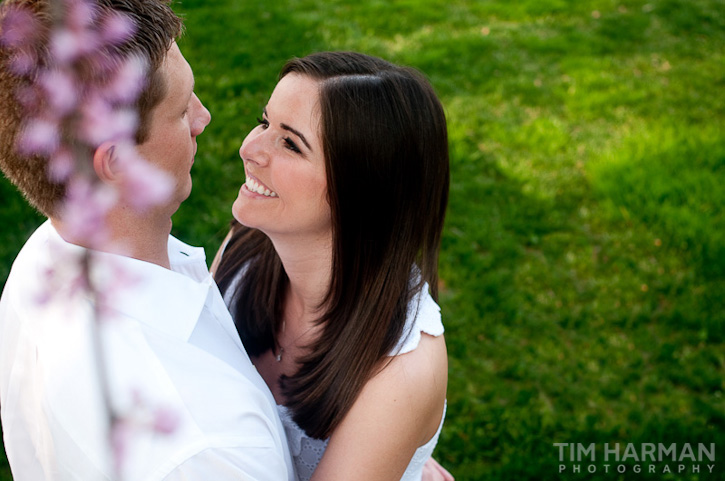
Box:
[281,123,312,151]
[263,107,312,151]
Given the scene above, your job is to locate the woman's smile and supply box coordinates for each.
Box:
[243,174,278,198]
[232,74,330,238]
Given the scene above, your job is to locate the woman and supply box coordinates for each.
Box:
[214,51,452,481]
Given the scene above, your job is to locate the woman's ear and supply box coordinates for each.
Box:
[92,141,118,183]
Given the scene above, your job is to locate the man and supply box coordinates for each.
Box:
[0,1,294,480]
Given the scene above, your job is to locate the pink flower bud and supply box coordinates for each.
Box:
[152,407,179,435]
[18,118,60,156]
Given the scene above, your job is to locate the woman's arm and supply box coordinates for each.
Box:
[311,333,449,481]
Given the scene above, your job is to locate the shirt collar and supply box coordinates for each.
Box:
[45,221,212,341]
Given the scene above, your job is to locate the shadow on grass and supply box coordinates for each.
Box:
[437,121,725,479]
[438,128,577,478]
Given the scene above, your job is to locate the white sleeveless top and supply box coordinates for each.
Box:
[276,285,445,481]
[224,274,446,481]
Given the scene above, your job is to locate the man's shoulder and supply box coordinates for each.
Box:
[3,221,67,299]
[9,220,53,264]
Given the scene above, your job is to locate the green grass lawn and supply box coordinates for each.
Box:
[1,0,723,479]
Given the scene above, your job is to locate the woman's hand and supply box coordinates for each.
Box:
[422,457,454,481]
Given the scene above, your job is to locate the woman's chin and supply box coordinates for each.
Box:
[231,197,260,230]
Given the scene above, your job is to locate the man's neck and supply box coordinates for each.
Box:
[51,207,173,269]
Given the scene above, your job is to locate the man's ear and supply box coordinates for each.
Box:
[92,141,119,182]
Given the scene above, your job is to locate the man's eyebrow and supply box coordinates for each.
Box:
[263,107,312,151]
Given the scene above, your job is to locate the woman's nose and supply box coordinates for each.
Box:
[239,127,269,166]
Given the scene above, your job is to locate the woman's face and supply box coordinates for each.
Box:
[232,74,330,240]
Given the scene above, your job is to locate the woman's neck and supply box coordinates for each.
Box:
[270,231,332,319]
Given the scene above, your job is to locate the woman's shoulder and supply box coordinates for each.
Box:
[319,331,447,478]
[352,328,448,450]
[368,281,449,445]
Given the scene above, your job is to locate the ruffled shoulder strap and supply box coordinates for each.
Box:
[390,282,444,356]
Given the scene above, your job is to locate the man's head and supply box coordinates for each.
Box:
[132,41,211,215]
[0,0,184,217]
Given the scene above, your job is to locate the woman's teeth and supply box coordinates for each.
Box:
[245,177,278,197]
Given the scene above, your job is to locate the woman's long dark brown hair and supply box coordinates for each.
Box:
[215,51,449,439]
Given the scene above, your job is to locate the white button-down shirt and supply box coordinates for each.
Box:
[0,221,295,481]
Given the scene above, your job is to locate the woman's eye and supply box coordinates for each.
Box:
[284,137,301,153]
[255,116,300,154]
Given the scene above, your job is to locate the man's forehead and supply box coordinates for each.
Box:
[162,42,194,94]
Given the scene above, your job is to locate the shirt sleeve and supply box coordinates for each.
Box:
[161,444,291,481]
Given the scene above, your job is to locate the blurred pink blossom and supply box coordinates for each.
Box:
[15,85,42,111]
[5,0,176,476]
[107,397,179,475]
[80,96,138,145]
[115,144,174,210]
[33,264,87,307]
[110,418,130,477]
[50,28,82,65]
[100,12,136,46]
[18,118,60,156]
[39,69,78,115]
[65,0,97,31]
[104,55,147,104]
[152,407,180,435]
[48,148,75,182]
[0,6,39,47]
[8,48,37,76]
[50,28,100,65]
[127,390,180,436]
[60,178,118,248]
[94,259,143,321]
[34,267,58,306]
